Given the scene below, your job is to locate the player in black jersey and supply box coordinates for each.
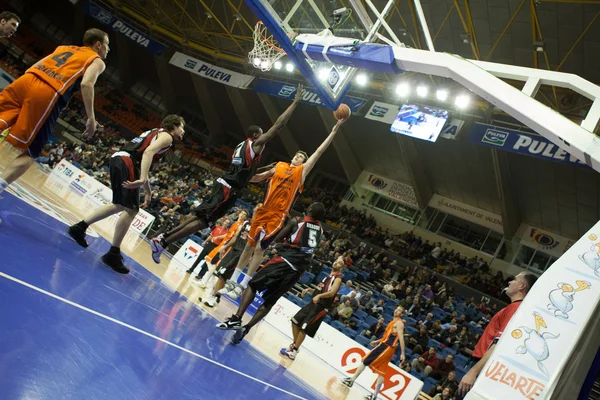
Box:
[149,85,305,264]
[67,115,185,274]
[280,256,344,360]
[216,202,326,344]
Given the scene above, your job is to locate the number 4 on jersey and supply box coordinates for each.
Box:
[52,51,74,67]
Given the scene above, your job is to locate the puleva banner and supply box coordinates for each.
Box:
[85,1,167,55]
[468,123,586,168]
[169,52,255,89]
[365,101,464,139]
[466,222,600,400]
[252,79,367,113]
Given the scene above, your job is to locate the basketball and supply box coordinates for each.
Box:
[334,104,351,120]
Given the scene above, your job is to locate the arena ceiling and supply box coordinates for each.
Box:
[38,0,600,240]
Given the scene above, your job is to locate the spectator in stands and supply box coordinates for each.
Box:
[422,284,434,300]
[370,299,385,316]
[338,280,353,296]
[422,313,435,329]
[429,320,442,336]
[425,353,455,379]
[429,370,459,398]
[327,295,341,319]
[349,284,363,300]
[381,281,395,298]
[407,325,429,355]
[364,316,385,340]
[458,273,538,397]
[341,292,359,311]
[400,295,413,309]
[411,346,438,373]
[422,297,434,313]
[359,291,374,310]
[0,11,20,38]
[405,297,422,317]
[337,299,353,322]
[433,387,454,400]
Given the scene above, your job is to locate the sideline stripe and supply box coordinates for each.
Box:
[0,271,307,400]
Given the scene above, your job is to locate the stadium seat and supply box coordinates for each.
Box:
[288,295,303,306]
[314,271,328,284]
[365,315,378,327]
[357,321,370,333]
[455,354,469,367]
[331,320,346,331]
[355,335,371,348]
[439,347,457,359]
[343,271,357,282]
[354,309,368,320]
[412,371,425,381]
[324,315,332,324]
[405,326,418,336]
[428,339,441,350]
[404,317,417,326]
[342,327,358,339]
[455,365,468,381]
[423,377,438,394]
[299,272,315,285]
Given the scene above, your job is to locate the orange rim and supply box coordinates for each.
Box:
[256,21,285,53]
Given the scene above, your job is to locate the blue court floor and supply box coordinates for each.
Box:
[0,191,328,400]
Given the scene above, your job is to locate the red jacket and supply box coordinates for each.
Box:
[420,351,439,368]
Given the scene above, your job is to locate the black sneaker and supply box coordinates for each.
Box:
[101,251,130,274]
[67,225,89,247]
[341,377,354,388]
[232,326,249,345]
[216,315,242,330]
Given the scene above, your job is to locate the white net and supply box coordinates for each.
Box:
[249,21,286,72]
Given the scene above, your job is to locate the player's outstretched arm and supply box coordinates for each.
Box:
[123,133,173,190]
[302,118,346,181]
[80,58,106,139]
[271,217,298,244]
[249,166,276,183]
[252,85,305,152]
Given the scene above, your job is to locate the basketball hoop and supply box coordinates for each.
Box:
[249,21,286,72]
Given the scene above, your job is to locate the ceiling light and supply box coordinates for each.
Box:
[460,33,470,44]
[273,61,282,70]
[395,83,410,97]
[285,62,294,72]
[436,89,448,101]
[533,40,545,52]
[318,68,329,80]
[416,85,428,97]
[356,73,368,86]
[455,94,470,109]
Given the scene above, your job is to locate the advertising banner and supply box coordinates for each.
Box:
[468,123,586,168]
[85,0,167,55]
[429,193,503,233]
[359,171,418,208]
[466,223,600,400]
[252,79,367,113]
[264,297,423,399]
[520,225,575,258]
[172,239,204,270]
[169,52,255,89]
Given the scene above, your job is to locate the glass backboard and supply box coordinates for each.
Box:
[245,0,386,110]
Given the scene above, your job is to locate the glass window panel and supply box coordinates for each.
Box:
[481,230,503,255]
[515,245,536,268]
[438,214,489,249]
[530,251,551,272]
[428,210,446,233]
[416,207,436,229]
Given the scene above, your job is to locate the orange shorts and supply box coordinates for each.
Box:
[0,73,63,157]
[363,343,395,377]
[248,206,287,249]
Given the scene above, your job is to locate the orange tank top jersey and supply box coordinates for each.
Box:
[27,45,100,96]
[381,318,401,348]
[263,162,304,213]
[205,221,243,263]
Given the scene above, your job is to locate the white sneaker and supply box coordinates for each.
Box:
[223,279,236,292]
[280,348,297,360]
[150,236,165,264]
[227,284,244,300]
[203,295,218,308]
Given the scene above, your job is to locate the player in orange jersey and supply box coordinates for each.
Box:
[342,306,406,400]
[219,117,347,300]
[0,28,108,198]
[0,12,20,38]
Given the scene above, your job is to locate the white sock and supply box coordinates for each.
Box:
[230,268,242,283]
[241,274,252,288]
[0,178,7,194]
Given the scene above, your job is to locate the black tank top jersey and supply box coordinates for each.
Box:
[280,216,323,271]
[314,272,342,308]
[121,128,172,164]
[222,139,263,189]
[231,220,251,252]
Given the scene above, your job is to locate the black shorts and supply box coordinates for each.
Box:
[194,181,239,226]
[292,301,328,338]
[110,155,140,210]
[249,256,303,307]
[215,249,242,280]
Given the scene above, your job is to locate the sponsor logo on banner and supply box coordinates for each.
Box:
[519,225,574,257]
[430,193,503,232]
[85,1,167,55]
[468,123,586,167]
[482,129,509,146]
[467,226,600,400]
[370,105,389,118]
[183,245,199,260]
[328,66,340,89]
[253,79,367,113]
[172,239,204,269]
[264,297,423,399]
[360,171,418,208]
[439,118,465,140]
[169,51,254,89]
[529,228,559,250]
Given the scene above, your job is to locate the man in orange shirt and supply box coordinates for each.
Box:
[0,28,107,198]
[219,118,347,300]
[457,272,537,397]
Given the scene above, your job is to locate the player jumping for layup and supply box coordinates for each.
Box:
[219,118,347,300]
[0,29,107,198]
[216,201,325,343]
[149,86,305,263]
[67,115,185,273]
[342,306,406,400]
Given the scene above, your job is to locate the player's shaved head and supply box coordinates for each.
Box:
[307,202,325,220]
[83,28,109,47]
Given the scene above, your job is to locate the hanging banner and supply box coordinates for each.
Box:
[169,52,255,89]
[468,123,586,167]
[365,101,464,140]
[520,225,575,258]
[85,1,167,55]
[359,171,418,208]
[429,193,503,233]
[466,224,600,400]
[252,79,367,113]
